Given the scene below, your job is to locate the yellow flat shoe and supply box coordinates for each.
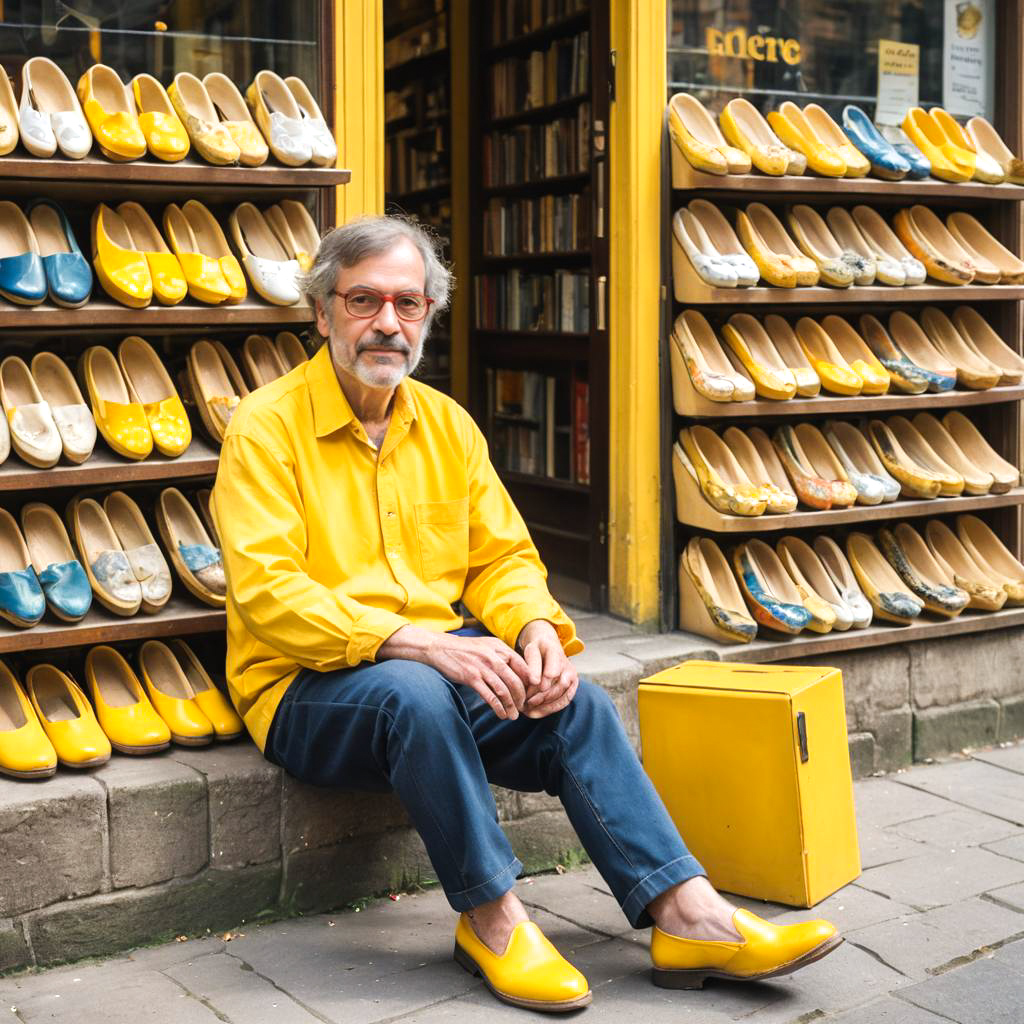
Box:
[802,103,871,177]
[138,640,214,746]
[888,414,965,496]
[115,201,186,306]
[0,660,57,779]
[168,639,244,740]
[766,101,846,177]
[738,203,818,286]
[203,72,269,167]
[453,914,591,1012]
[942,410,1019,493]
[719,98,790,176]
[911,411,993,495]
[85,645,171,755]
[761,314,819,396]
[794,317,863,395]
[680,425,767,517]
[901,108,972,182]
[892,206,976,285]
[0,63,19,156]
[168,72,240,165]
[776,536,837,633]
[919,306,1001,390]
[668,92,728,175]
[820,315,890,394]
[723,426,797,513]
[77,64,146,161]
[130,73,189,162]
[679,535,757,643]
[956,514,1024,606]
[181,200,247,303]
[91,203,152,308]
[720,313,796,400]
[163,203,232,305]
[117,336,191,457]
[966,116,1024,185]
[929,107,1002,183]
[78,344,153,461]
[26,664,111,768]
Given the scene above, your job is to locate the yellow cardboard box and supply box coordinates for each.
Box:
[638,660,860,907]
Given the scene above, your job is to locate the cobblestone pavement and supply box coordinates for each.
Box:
[4,742,1024,1023]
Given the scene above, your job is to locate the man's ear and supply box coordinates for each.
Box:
[314,298,331,339]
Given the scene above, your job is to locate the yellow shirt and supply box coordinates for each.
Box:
[212,343,582,752]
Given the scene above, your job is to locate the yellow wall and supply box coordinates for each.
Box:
[607,1,666,626]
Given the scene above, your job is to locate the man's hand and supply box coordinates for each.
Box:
[378,625,531,719]
[516,619,578,719]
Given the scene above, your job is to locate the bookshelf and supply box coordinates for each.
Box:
[385,0,453,394]
[468,0,610,610]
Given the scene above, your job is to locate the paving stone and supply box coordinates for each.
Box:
[772,882,914,933]
[993,935,1024,969]
[913,700,1000,761]
[984,833,1024,863]
[501,809,582,874]
[11,964,223,1023]
[573,615,643,644]
[27,863,280,967]
[94,757,208,889]
[898,957,1024,1023]
[852,778,953,830]
[985,881,1024,912]
[897,760,1024,826]
[165,951,325,1023]
[845,896,1024,979]
[857,822,932,870]
[972,744,1024,775]
[857,847,1024,909]
[825,997,949,1022]
[127,935,227,969]
[888,808,1023,849]
[0,917,31,972]
[0,773,106,917]
[516,864,635,940]
[171,744,282,868]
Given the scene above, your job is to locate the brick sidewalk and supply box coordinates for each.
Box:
[4,742,1024,1023]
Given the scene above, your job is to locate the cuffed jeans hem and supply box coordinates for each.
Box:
[620,854,707,929]
[445,856,524,913]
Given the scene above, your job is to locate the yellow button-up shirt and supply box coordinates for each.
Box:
[212,343,583,752]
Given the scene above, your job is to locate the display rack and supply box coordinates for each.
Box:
[661,116,1024,656]
[467,0,611,610]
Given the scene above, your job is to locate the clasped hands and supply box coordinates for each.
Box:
[382,619,578,720]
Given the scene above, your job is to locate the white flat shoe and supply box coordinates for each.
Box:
[0,355,62,468]
[229,202,301,305]
[687,200,759,286]
[19,57,91,159]
[812,535,873,629]
[672,208,738,288]
[30,352,95,464]
[284,76,337,166]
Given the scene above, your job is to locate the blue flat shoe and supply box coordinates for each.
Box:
[0,201,47,306]
[841,106,910,181]
[878,124,931,179]
[733,540,812,636]
[26,199,92,309]
[37,560,92,622]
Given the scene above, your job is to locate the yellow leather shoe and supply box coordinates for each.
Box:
[138,640,214,746]
[91,203,153,308]
[901,107,972,182]
[802,103,871,177]
[453,913,591,1012]
[794,317,864,395]
[79,344,154,461]
[26,664,111,769]
[131,73,189,162]
[0,660,57,779]
[735,205,796,288]
[117,336,191,458]
[766,101,846,178]
[85,645,171,755]
[168,639,244,740]
[203,72,269,167]
[116,201,186,306]
[929,107,1003,183]
[821,315,890,394]
[77,64,147,162]
[650,909,841,989]
[168,72,240,165]
[720,314,797,400]
[719,98,789,176]
[164,201,247,304]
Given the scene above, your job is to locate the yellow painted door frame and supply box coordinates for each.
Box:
[607,0,667,627]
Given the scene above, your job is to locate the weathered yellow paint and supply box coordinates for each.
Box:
[448,0,471,405]
[607,0,666,627]
[334,0,384,221]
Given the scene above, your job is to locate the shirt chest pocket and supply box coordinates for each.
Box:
[414,498,470,582]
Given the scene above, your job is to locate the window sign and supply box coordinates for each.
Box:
[942,0,995,118]
[875,40,919,126]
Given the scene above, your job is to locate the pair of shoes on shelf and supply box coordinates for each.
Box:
[860,313,956,393]
[719,98,805,176]
[246,70,337,167]
[846,205,926,286]
[946,213,1024,284]
[0,352,95,467]
[840,106,913,180]
[939,307,1024,385]
[787,205,878,287]
[240,332,308,388]
[795,316,889,395]
[672,199,759,289]
[168,71,264,166]
[187,340,248,444]
[720,314,817,400]
[18,56,91,159]
[668,93,751,175]
[79,339,190,460]
[967,117,1024,185]
[767,101,868,178]
[892,205,979,284]
[736,203,819,287]
[77,64,149,162]
[67,490,172,616]
[823,421,901,505]
[670,310,756,406]
[772,422,858,511]
[903,106,1005,183]
[162,200,247,305]
[229,202,315,305]
[878,522,971,618]
[932,515,1024,609]
[155,487,226,608]
[0,199,91,307]
[846,531,925,624]
[919,307,1002,389]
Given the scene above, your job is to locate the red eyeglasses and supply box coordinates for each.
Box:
[331,287,434,322]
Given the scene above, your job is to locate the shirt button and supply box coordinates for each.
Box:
[387,511,395,518]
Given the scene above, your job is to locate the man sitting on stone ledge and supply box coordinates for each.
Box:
[211,214,842,1012]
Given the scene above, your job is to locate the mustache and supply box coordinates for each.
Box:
[356,333,411,356]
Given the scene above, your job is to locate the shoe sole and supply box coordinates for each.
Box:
[652,934,845,990]
[453,942,593,1013]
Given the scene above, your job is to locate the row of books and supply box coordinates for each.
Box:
[483,103,591,186]
[384,12,447,71]
[474,270,590,333]
[487,368,590,484]
[385,77,449,125]
[482,191,591,256]
[489,30,590,118]
[385,121,449,195]
[489,0,588,47]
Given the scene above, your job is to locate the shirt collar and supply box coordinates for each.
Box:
[307,341,418,439]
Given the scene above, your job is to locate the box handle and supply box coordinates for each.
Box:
[796,712,809,763]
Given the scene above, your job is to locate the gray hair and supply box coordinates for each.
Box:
[303,214,452,331]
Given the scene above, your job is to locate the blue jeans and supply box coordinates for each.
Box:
[265,629,704,927]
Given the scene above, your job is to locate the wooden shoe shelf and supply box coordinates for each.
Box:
[662,111,1024,657]
[0,155,349,655]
